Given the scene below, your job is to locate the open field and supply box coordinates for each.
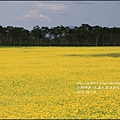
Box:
[0,47,120,119]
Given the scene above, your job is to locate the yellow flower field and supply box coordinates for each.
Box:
[0,47,120,119]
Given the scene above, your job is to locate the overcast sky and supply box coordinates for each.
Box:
[0,1,120,30]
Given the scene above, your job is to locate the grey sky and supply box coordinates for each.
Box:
[0,1,120,30]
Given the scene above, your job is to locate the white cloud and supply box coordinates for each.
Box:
[22,10,51,22]
[8,3,69,23]
[9,10,51,23]
[37,2,69,11]
[73,1,96,5]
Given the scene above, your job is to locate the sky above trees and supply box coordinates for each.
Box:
[0,1,120,30]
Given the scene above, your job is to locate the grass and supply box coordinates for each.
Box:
[64,53,120,58]
[0,47,120,119]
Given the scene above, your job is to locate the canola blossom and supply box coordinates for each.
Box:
[0,47,120,119]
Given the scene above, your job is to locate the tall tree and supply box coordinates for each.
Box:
[31,26,42,46]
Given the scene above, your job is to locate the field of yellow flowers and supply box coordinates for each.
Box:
[0,47,120,119]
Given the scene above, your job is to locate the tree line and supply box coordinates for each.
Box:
[0,24,120,46]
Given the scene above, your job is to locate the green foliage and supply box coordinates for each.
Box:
[0,24,120,46]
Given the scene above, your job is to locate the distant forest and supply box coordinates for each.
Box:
[0,24,120,46]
